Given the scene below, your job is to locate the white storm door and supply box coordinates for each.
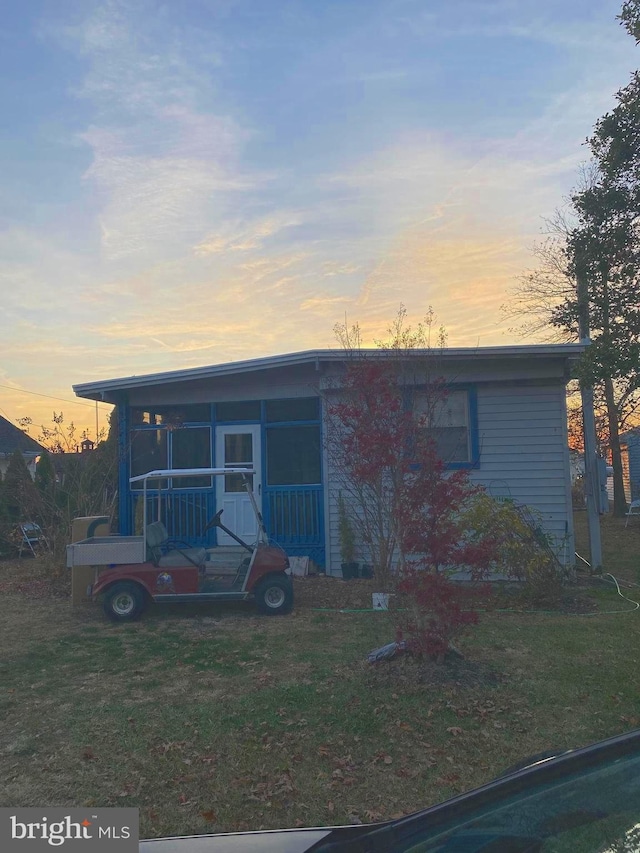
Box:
[215,425,261,546]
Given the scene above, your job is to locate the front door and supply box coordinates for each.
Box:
[215,425,261,546]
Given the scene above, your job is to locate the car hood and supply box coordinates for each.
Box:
[139,825,368,853]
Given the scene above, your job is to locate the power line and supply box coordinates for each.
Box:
[0,383,112,410]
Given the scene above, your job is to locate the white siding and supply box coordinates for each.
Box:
[324,381,575,575]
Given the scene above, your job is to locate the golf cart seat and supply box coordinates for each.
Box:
[146,521,207,568]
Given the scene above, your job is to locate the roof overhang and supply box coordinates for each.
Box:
[73,344,586,403]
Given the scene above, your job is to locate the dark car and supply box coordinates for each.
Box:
[140,727,640,852]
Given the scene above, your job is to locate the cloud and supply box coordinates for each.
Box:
[193,211,303,256]
[47,1,261,264]
[81,111,255,262]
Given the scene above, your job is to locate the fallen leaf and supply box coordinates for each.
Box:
[81,747,95,761]
[446,727,464,737]
[365,809,384,822]
[200,810,216,823]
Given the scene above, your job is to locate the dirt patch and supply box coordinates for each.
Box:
[293,575,378,610]
[0,556,70,599]
[558,593,598,614]
[367,653,504,690]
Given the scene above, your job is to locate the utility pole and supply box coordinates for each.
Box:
[576,258,603,572]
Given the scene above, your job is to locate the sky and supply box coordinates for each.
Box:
[0,0,638,438]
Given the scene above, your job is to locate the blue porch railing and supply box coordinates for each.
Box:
[263,486,325,567]
[130,485,325,567]
[131,489,216,547]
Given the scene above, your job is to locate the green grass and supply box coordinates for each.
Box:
[2,528,640,837]
[573,509,640,581]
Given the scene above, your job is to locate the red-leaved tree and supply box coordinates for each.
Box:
[325,309,500,660]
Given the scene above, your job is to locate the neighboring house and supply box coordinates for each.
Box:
[73,344,583,574]
[0,415,46,479]
[612,429,640,502]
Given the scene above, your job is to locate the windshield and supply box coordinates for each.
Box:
[317,736,640,853]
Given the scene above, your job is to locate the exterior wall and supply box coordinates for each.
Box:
[468,382,574,560]
[324,380,575,575]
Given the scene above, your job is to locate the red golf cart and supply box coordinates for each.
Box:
[66,468,293,622]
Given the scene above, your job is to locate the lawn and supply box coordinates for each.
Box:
[1,518,640,839]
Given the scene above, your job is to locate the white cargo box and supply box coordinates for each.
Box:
[66,536,145,568]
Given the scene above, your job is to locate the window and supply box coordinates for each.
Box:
[414,389,471,463]
[215,401,261,421]
[130,429,168,478]
[265,397,319,422]
[130,404,211,425]
[130,426,212,488]
[266,425,321,485]
[223,432,254,492]
[171,427,211,488]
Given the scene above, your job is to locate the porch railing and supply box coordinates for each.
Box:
[131,489,215,547]
[130,485,325,566]
[263,485,325,566]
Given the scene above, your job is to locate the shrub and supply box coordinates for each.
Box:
[460,493,570,606]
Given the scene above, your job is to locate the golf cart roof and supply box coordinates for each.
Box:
[129,468,254,484]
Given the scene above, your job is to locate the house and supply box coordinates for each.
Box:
[73,344,584,574]
[0,415,46,479]
[613,429,639,501]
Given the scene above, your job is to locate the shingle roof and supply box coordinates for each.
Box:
[0,415,46,456]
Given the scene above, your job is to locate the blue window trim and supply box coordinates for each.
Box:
[448,384,479,470]
[405,383,480,470]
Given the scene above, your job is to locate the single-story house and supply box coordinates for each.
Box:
[0,415,46,479]
[73,344,583,574]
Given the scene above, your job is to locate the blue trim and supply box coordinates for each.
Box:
[448,384,480,470]
[264,419,320,428]
[121,395,326,563]
[117,395,131,535]
[405,383,480,470]
[214,419,261,426]
[260,399,325,566]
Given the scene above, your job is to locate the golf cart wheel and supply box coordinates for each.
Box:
[102,582,146,623]
[254,575,293,616]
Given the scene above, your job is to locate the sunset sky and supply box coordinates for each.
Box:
[1,0,638,438]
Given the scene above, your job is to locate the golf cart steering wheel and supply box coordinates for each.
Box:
[203,509,224,535]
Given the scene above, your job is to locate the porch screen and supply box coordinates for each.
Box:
[414,390,470,463]
[172,427,212,488]
[130,429,168,479]
[266,425,321,485]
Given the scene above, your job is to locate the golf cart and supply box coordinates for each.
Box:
[66,468,293,622]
